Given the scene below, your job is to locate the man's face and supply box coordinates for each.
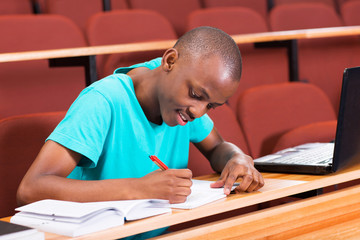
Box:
[158,54,239,126]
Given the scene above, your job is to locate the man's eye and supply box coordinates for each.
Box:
[207,103,214,109]
[190,89,201,99]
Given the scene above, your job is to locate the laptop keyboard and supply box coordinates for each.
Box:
[255,143,334,165]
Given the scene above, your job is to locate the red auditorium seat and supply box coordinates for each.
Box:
[187,7,289,112]
[272,120,337,153]
[0,0,33,15]
[111,0,129,9]
[273,0,337,9]
[203,0,268,18]
[236,82,336,158]
[128,0,202,37]
[270,2,341,30]
[270,2,360,113]
[44,0,106,34]
[335,0,354,8]
[188,104,250,177]
[0,15,87,119]
[86,9,177,78]
[187,7,268,34]
[341,0,360,25]
[0,111,66,217]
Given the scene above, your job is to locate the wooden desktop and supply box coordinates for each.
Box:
[154,181,360,240]
[2,162,358,240]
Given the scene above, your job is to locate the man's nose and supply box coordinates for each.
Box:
[188,103,209,120]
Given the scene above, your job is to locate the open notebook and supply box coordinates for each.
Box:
[254,66,360,174]
[171,179,235,209]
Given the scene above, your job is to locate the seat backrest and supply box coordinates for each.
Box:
[335,0,351,9]
[341,0,360,25]
[0,14,87,119]
[273,0,336,9]
[44,0,104,34]
[129,0,202,37]
[272,120,337,153]
[188,104,250,177]
[111,0,129,9]
[203,0,268,18]
[0,111,65,217]
[270,2,342,30]
[236,82,336,158]
[0,0,33,15]
[187,7,268,35]
[87,9,177,77]
[187,7,289,112]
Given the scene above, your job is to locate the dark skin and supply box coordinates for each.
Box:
[17,48,264,206]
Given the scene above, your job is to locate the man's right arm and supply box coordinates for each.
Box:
[17,140,192,206]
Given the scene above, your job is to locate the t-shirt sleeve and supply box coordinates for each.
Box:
[189,113,214,143]
[47,88,112,168]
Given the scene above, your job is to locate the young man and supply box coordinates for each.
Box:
[17,27,264,209]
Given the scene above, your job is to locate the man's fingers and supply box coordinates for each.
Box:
[223,174,237,195]
[236,173,253,192]
[210,180,225,188]
[253,174,265,191]
[172,168,193,179]
[210,168,229,188]
[235,172,264,192]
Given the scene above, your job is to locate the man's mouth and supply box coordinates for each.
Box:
[177,111,188,126]
[179,112,187,122]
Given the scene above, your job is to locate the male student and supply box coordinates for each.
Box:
[17,26,264,217]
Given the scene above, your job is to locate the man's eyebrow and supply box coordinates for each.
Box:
[200,87,226,106]
[200,87,210,100]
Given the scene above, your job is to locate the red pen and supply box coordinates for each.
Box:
[149,155,169,171]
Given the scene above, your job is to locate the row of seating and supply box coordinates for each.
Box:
[1,3,360,119]
[1,0,360,36]
[0,80,338,217]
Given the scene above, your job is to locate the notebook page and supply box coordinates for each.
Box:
[171,180,228,209]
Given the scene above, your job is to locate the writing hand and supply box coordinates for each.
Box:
[139,169,193,203]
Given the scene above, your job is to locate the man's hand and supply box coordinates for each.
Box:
[210,153,264,195]
[138,169,193,203]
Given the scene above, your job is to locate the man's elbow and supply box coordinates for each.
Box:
[16,180,34,206]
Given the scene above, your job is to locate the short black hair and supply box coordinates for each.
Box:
[173,26,242,81]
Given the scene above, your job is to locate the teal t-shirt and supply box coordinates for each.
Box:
[47,58,214,180]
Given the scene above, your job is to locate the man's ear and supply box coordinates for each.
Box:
[162,48,178,72]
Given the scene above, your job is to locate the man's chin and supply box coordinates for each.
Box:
[163,118,186,127]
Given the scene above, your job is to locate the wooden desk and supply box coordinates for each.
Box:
[6,162,359,240]
[153,181,360,240]
[0,25,359,84]
[0,26,359,63]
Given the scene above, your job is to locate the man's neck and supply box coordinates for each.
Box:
[127,67,163,125]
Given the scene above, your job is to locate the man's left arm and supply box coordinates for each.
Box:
[194,128,264,195]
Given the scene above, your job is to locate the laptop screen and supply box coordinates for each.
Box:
[333,66,360,171]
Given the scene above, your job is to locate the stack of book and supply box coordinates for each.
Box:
[10,179,231,237]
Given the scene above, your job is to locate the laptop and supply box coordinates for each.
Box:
[254,66,360,175]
